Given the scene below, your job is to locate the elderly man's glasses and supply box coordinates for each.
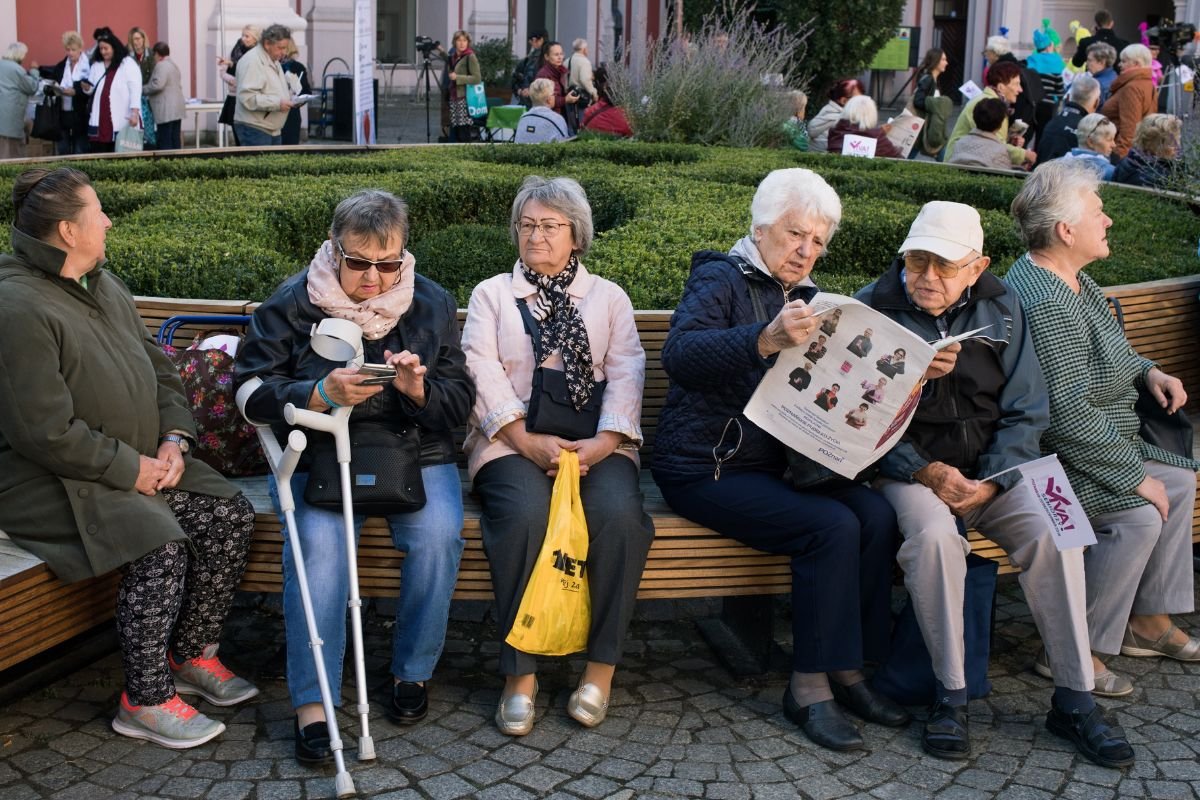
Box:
[904,251,983,279]
[516,220,570,238]
[336,239,405,273]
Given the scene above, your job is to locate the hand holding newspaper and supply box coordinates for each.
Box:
[744,293,938,479]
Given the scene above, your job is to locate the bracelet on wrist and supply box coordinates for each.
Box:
[317,378,342,408]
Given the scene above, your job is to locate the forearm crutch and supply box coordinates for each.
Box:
[284,402,376,763]
[236,378,358,797]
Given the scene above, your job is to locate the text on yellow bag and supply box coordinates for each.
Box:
[504,450,591,656]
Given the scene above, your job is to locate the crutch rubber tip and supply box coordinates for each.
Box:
[335,771,356,797]
[358,736,376,761]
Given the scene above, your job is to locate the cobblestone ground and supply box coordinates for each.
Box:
[2,583,1199,800]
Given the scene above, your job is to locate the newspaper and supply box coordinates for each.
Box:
[744,293,939,479]
[885,109,926,158]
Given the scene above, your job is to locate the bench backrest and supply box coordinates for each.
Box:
[140,274,1200,469]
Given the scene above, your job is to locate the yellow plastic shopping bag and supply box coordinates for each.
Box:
[504,450,591,656]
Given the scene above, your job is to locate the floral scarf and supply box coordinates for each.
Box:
[520,256,595,410]
[305,239,416,340]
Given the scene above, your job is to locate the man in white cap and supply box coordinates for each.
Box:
[855,201,1133,769]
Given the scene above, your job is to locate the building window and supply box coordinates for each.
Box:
[378,0,416,64]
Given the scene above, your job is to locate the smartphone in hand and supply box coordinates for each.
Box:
[358,363,396,386]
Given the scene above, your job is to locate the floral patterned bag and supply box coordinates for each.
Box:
[162,332,266,476]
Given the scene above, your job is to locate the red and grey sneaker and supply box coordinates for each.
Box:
[169,644,260,707]
[111,692,226,749]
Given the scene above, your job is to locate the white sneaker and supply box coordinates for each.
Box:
[111,692,226,749]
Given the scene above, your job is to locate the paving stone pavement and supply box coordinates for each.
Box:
[2,583,1199,800]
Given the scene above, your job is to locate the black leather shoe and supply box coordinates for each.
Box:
[1046,703,1135,769]
[832,680,912,727]
[294,718,333,765]
[782,689,864,751]
[922,701,970,760]
[388,681,428,724]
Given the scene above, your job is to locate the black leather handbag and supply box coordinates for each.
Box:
[517,299,606,440]
[31,94,62,141]
[303,421,426,515]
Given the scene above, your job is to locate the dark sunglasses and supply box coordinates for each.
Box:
[335,239,406,273]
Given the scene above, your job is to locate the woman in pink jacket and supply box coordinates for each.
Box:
[461,176,653,739]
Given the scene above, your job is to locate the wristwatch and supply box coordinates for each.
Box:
[161,434,191,454]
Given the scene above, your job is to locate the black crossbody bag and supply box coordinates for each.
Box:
[303,421,426,515]
[517,299,606,440]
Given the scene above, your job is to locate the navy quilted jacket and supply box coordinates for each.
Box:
[651,251,819,485]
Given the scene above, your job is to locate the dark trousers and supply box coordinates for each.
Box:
[475,454,654,676]
[116,490,255,705]
[658,471,897,672]
[155,120,182,150]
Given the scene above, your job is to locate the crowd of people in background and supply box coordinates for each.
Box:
[0,6,1192,177]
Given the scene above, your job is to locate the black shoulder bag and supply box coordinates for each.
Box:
[517,299,607,440]
[303,421,426,516]
[1108,297,1194,458]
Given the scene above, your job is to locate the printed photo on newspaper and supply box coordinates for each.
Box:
[744,293,939,479]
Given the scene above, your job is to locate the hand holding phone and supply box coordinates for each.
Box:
[357,363,396,386]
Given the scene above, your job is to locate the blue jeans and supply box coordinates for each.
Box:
[233,122,282,146]
[270,463,464,708]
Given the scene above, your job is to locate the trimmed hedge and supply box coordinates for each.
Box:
[0,142,1196,308]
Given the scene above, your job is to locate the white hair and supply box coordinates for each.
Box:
[528,77,555,107]
[986,35,1011,55]
[840,95,879,130]
[749,168,843,242]
[1076,113,1115,149]
[3,42,28,62]
[1119,43,1152,67]
[1067,73,1100,106]
[572,38,587,52]
[1010,160,1100,251]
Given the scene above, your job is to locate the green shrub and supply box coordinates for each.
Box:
[0,142,1194,308]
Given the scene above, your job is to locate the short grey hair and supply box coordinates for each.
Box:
[1010,160,1100,251]
[3,42,28,62]
[1087,42,1117,67]
[840,95,878,130]
[528,77,555,107]
[1076,113,1115,149]
[749,168,843,243]
[261,24,291,45]
[572,38,587,52]
[329,189,409,249]
[1120,43,1152,67]
[1068,73,1100,107]
[985,35,1011,56]
[510,176,594,255]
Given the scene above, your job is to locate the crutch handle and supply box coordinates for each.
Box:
[285,403,353,461]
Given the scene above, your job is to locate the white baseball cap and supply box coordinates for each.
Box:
[898,201,984,262]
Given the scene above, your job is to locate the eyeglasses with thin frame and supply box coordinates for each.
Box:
[335,239,406,273]
[903,251,983,279]
[515,220,571,239]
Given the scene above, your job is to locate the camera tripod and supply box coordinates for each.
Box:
[414,50,441,143]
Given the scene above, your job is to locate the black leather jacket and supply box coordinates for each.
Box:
[234,269,474,467]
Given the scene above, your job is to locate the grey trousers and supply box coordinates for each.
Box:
[878,477,1093,692]
[475,454,655,676]
[1085,460,1197,655]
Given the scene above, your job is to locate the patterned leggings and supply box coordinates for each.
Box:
[115,490,255,705]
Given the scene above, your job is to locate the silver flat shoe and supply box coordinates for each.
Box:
[495,679,538,736]
[567,682,609,728]
[1033,647,1133,698]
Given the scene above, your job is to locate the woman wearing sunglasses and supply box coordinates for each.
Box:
[235,190,474,765]
[652,168,905,752]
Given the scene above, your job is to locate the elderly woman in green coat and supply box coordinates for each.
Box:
[0,168,258,750]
